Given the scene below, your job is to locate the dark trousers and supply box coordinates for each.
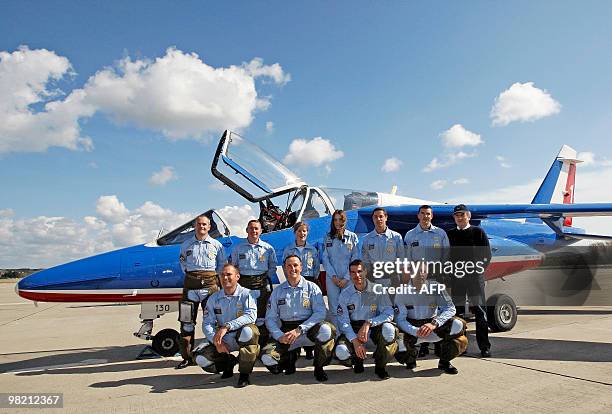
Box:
[451,273,490,351]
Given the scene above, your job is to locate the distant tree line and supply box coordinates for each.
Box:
[0,269,42,279]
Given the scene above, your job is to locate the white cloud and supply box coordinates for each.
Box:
[217,204,256,237]
[0,46,95,154]
[265,121,274,133]
[0,46,290,153]
[496,155,512,168]
[149,166,177,186]
[577,151,612,168]
[430,180,447,190]
[490,82,561,126]
[242,58,291,86]
[453,178,470,185]
[283,137,344,167]
[441,124,483,148]
[95,195,129,223]
[423,125,481,172]
[83,48,288,139]
[381,157,403,173]
[423,151,476,172]
[0,208,14,218]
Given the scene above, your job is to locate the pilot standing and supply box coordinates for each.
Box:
[360,207,405,287]
[283,221,320,359]
[176,214,226,369]
[335,260,398,379]
[394,265,468,374]
[403,204,450,357]
[231,219,277,346]
[322,210,359,327]
[446,204,492,357]
[262,255,336,382]
[195,264,259,388]
[282,222,320,284]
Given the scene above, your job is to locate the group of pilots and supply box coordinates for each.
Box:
[176,204,491,388]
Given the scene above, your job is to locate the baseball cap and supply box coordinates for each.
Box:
[453,204,469,214]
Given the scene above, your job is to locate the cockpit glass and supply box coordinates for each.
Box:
[319,187,379,211]
[225,132,304,192]
[157,210,229,245]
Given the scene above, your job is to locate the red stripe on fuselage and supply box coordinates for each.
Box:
[17,291,182,303]
[485,259,543,281]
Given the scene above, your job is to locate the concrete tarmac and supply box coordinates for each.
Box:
[1,279,611,414]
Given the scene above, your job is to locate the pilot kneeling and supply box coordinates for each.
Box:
[394,268,468,374]
[335,259,398,379]
[195,264,260,388]
[261,255,336,382]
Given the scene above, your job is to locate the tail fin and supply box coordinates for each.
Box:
[529,145,582,225]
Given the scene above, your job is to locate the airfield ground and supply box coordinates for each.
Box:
[1,276,611,414]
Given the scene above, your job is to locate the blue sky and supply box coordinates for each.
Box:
[2,1,612,267]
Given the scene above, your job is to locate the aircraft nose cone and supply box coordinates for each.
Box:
[16,269,48,300]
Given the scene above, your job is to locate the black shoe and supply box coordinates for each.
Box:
[175,359,192,370]
[304,347,314,360]
[236,373,250,388]
[285,350,298,375]
[221,355,238,378]
[418,343,430,357]
[314,367,328,382]
[266,364,282,375]
[375,367,390,380]
[353,358,364,374]
[438,360,458,374]
[405,361,417,370]
[480,349,491,358]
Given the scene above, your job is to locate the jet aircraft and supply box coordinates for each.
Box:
[16,131,612,357]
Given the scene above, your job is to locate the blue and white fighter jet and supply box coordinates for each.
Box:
[16,131,612,356]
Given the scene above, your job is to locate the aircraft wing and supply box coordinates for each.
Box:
[359,203,612,220]
[356,203,612,240]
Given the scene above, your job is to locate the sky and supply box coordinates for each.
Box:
[1,1,612,267]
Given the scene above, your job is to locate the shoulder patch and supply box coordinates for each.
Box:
[336,305,343,315]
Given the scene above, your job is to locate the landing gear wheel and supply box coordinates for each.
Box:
[486,294,517,332]
[152,328,180,357]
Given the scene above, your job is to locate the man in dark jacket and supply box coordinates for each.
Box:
[446,204,492,357]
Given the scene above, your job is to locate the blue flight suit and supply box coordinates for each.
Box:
[177,234,226,361]
[321,230,359,325]
[360,227,404,287]
[404,224,450,282]
[282,242,320,282]
[262,278,335,369]
[394,280,468,364]
[196,285,260,374]
[231,239,277,330]
[335,281,398,370]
